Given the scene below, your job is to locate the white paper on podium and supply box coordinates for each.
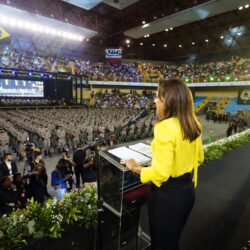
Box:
[129,143,152,158]
[108,146,151,164]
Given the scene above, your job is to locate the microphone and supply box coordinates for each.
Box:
[128,109,149,126]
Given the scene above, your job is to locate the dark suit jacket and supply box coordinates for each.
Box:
[0,161,18,178]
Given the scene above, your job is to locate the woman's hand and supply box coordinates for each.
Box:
[120,159,142,174]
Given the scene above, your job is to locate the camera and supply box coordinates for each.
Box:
[24,138,35,159]
[63,148,70,158]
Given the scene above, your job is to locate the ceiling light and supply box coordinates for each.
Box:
[165,28,169,32]
[238,6,243,10]
[86,38,89,42]
[170,27,173,30]
[0,15,83,42]
[56,30,62,36]
[205,39,209,42]
[192,42,195,45]
[142,23,150,28]
[78,36,84,41]
[142,21,146,24]
[17,20,24,28]
[245,4,249,8]
[0,16,8,24]
[37,25,45,32]
[152,43,155,46]
[220,36,224,39]
[127,44,130,47]
[126,39,130,44]
[9,18,17,26]
[140,42,143,46]
[30,23,38,31]
[179,44,182,48]
[164,44,167,47]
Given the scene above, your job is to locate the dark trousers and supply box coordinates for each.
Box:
[148,173,195,250]
[75,167,84,188]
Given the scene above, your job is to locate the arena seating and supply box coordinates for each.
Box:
[194,96,207,108]
[224,97,250,114]
[0,47,248,83]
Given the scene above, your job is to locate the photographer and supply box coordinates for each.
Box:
[60,149,75,191]
[28,163,48,203]
[22,138,40,175]
[83,149,97,183]
[73,143,86,188]
[51,158,72,200]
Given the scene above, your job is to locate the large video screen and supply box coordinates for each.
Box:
[0,79,44,97]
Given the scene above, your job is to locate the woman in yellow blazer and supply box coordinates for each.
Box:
[121,79,204,250]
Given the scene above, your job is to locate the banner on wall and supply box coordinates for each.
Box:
[238,88,250,105]
[0,27,11,44]
[105,48,122,64]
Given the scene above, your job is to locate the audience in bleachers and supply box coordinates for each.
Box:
[93,89,155,109]
[1,47,249,82]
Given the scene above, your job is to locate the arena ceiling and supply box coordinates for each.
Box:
[0,0,250,61]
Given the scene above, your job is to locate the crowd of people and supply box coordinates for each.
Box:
[0,146,97,215]
[205,110,248,137]
[1,47,250,82]
[0,106,155,216]
[0,98,58,106]
[0,108,155,158]
[93,89,155,109]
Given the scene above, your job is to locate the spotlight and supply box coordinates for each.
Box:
[152,43,155,46]
[12,71,15,75]
[220,36,224,39]
[192,42,195,45]
[29,72,32,76]
[178,44,182,48]
[205,39,209,42]
[164,44,167,47]
[126,39,130,44]
[165,28,169,32]
[245,4,249,8]
[238,6,243,10]
[142,21,146,24]
[170,27,173,30]
[140,42,143,46]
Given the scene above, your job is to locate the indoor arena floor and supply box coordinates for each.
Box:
[15,114,250,250]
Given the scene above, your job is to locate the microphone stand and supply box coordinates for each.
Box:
[83,110,148,250]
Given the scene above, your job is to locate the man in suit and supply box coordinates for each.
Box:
[0,153,18,178]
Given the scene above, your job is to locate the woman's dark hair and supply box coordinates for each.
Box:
[0,175,10,185]
[56,158,65,169]
[158,79,202,142]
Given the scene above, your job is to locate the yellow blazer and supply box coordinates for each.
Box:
[140,117,204,187]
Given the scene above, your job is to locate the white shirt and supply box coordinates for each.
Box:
[5,160,12,176]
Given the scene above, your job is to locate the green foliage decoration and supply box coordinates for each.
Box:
[0,186,97,249]
[204,129,250,163]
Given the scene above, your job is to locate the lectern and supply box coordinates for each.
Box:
[97,141,151,250]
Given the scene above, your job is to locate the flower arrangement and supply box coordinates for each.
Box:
[0,186,97,249]
[204,129,250,162]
